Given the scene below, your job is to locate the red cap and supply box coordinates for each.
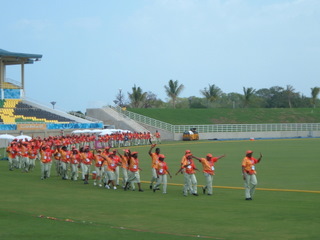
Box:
[158,154,165,159]
[246,150,253,154]
[185,150,191,154]
[206,153,212,158]
[131,151,138,155]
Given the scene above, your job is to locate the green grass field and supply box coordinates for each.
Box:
[1,138,319,240]
[128,108,320,124]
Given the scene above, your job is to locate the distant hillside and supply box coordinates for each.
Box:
[128,108,320,124]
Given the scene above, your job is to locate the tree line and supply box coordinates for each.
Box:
[113,80,320,109]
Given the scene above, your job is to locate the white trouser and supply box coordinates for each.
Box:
[154,175,168,193]
[244,173,257,198]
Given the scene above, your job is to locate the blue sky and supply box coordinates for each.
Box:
[1,0,319,112]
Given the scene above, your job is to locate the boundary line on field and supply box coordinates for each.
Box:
[140,181,320,194]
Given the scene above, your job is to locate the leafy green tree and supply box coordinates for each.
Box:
[200,84,222,108]
[311,87,320,108]
[128,85,147,108]
[242,87,256,107]
[164,79,184,108]
[142,91,164,108]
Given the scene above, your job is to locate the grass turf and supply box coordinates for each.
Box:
[0,138,319,240]
[128,108,320,124]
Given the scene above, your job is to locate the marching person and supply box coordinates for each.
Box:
[148,144,160,190]
[102,151,119,189]
[6,142,18,171]
[93,149,105,187]
[192,153,226,195]
[28,145,38,172]
[112,149,121,186]
[59,146,71,180]
[155,130,161,144]
[176,153,199,196]
[40,146,54,180]
[70,148,80,181]
[20,143,30,173]
[80,147,93,184]
[124,150,144,192]
[117,149,130,189]
[241,150,263,200]
[153,154,172,194]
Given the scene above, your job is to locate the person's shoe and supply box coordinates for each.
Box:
[202,186,206,194]
[113,186,117,190]
[99,184,102,187]
[105,185,110,189]
[149,185,152,190]
[93,182,97,186]
[245,198,252,200]
[207,193,212,196]
[139,189,144,192]
[192,193,199,196]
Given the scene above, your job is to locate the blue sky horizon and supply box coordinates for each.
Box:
[1,0,319,112]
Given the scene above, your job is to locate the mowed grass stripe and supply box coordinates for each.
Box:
[139,180,320,194]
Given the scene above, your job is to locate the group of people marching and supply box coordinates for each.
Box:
[6,132,263,200]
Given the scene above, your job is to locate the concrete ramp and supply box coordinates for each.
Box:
[86,107,149,133]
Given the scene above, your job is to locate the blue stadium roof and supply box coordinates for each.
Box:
[0,49,42,64]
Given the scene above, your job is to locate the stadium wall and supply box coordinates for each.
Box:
[174,130,320,141]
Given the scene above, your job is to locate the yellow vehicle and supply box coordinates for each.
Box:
[182,128,199,141]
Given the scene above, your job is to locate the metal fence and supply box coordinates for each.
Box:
[112,106,320,133]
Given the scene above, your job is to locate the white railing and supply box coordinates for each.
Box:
[111,106,320,133]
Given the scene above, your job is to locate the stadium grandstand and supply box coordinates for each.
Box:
[0,48,103,137]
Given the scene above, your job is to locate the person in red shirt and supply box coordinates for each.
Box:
[176,153,199,196]
[117,149,131,189]
[20,143,30,173]
[28,145,38,172]
[92,149,105,187]
[102,151,120,189]
[59,146,71,180]
[155,130,161,144]
[241,150,263,200]
[80,147,93,184]
[40,146,54,180]
[192,153,226,195]
[153,154,172,194]
[112,149,121,186]
[6,142,18,171]
[148,144,160,189]
[124,150,143,192]
[70,149,80,181]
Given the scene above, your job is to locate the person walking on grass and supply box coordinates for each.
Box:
[148,144,160,190]
[242,150,263,200]
[153,154,172,194]
[192,153,226,195]
[176,153,199,196]
[124,150,144,192]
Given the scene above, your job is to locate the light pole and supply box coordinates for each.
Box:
[50,101,56,109]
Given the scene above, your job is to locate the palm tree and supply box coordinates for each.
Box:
[311,87,320,108]
[200,84,222,108]
[128,85,147,108]
[243,87,256,107]
[285,85,295,108]
[164,79,184,108]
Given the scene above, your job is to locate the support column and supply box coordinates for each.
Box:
[21,62,25,98]
[0,61,4,99]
